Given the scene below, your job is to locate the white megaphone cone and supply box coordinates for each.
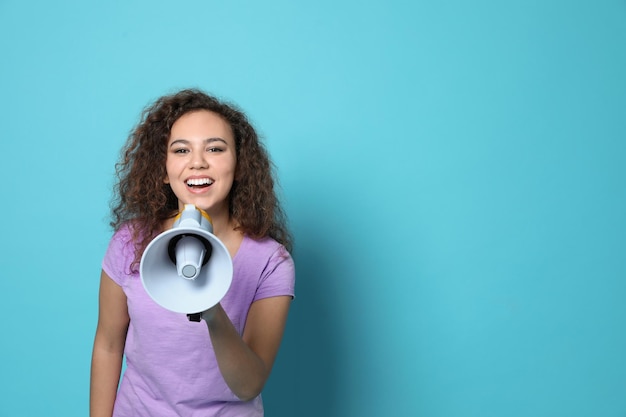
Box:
[140,204,233,321]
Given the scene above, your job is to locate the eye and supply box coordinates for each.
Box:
[173,148,189,154]
[207,147,224,153]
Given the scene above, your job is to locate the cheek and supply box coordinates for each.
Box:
[163,165,172,184]
[163,157,181,181]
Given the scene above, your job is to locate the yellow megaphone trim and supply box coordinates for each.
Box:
[173,205,213,226]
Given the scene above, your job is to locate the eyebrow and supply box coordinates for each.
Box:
[169,138,228,147]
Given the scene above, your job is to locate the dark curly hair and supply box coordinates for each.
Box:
[110,88,292,270]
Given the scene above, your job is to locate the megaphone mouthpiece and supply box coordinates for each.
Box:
[172,235,208,280]
[167,234,213,269]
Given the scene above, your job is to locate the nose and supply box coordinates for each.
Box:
[190,151,208,169]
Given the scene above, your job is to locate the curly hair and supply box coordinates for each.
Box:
[110,88,292,270]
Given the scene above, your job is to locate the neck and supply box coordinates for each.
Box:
[207,213,243,259]
[210,212,237,239]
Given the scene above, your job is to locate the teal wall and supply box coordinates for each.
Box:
[1,1,625,416]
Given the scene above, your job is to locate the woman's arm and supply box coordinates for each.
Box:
[90,270,130,417]
[204,296,292,401]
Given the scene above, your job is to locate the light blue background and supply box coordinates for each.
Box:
[1,1,625,416]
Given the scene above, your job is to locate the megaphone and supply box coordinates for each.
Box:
[140,204,233,321]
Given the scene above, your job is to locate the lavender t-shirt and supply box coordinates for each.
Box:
[102,225,295,417]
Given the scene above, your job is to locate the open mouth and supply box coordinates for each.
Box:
[186,178,214,189]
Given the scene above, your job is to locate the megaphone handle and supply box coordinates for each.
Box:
[187,313,203,322]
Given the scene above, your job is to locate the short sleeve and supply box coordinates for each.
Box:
[102,225,136,287]
[254,245,296,301]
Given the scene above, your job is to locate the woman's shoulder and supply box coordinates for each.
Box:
[236,235,294,274]
[239,235,289,258]
[103,222,140,281]
[236,236,295,297]
[109,221,136,244]
[107,221,147,255]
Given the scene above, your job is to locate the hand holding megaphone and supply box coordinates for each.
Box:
[140,204,233,321]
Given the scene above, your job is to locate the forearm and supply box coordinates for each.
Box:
[204,304,268,401]
[90,345,124,417]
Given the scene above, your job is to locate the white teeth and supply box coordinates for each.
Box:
[186,178,213,186]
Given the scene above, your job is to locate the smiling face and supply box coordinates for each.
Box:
[165,110,237,219]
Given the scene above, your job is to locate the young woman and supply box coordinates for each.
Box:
[90,89,295,417]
